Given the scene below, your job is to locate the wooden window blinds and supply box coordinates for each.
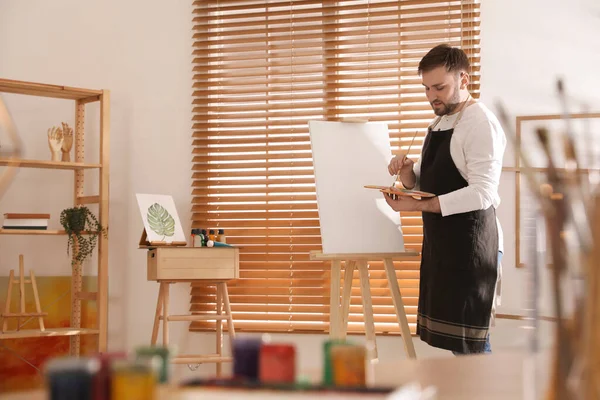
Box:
[190,0,481,335]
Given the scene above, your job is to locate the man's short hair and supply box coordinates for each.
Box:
[418,44,470,75]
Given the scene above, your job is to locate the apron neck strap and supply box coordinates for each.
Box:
[429,94,473,131]
[452,94,471,129]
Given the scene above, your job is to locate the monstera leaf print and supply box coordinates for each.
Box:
[147,203,175,240]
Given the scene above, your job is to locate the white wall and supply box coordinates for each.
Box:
[0,0,195,355]
[480,0,600,318]
[1,0,598,381]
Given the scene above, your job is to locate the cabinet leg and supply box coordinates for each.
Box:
[162,282,170,346]
[222,283,235,351]
[151,282,165,345]
[216,283,223,377]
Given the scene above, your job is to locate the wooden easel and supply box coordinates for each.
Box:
[139,229,187,248]
[310,251,418,360]
[0,255,46,333]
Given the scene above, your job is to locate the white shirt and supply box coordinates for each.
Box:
[412,101,506,253]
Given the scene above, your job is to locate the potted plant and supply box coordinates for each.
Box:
[60,206,107,265]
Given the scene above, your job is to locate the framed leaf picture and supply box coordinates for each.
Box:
[136,193,187,245]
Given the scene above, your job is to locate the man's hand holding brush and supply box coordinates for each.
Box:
[388,154,416,190]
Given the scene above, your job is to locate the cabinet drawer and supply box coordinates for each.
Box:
[147,247,239,281]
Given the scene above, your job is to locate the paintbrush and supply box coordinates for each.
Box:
[393,130,419,187]
[536,126,575,400]
[555,80,593,253]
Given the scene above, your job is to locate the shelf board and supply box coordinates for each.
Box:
[0,158,101,170]
[0,229,98,235]
[0,327,99,340]
[0,229,66,235]
[0,78,102,101]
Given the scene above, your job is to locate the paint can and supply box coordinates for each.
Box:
[330,343,366,387]
[135,345,172,384]
[322,339,346,385]
[111,358,158,400]
[92,352,127,400]
[259,343,296,384]
[45,356,100,400]
[232,337,262,381]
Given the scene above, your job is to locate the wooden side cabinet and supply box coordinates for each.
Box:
[147,247,239,281]
[146,246,239,374]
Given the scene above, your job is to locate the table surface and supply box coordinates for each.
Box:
[0,351,548,400]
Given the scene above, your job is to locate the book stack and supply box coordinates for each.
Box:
[2,213,51,230]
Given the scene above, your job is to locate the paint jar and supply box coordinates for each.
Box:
[209,229,216,241]
[232,337,262,381]
[330,343,366,387]
[322,339,347,386]
[92,352,127,400]
[111,358,158,400]
[135,345,172,384]
[201,229,208,246]
[218,229,226,243]
[259,343,296,384]
[45,356,100,400]
[193,229,203,247]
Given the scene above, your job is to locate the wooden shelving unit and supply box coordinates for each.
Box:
[0,77,110,355]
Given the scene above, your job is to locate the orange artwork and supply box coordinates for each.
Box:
[0,276,98,394]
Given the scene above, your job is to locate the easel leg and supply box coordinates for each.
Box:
[329,260,342,339]
[151,282,165,345]
[2,270,14,333]
[222,283,235,348]
[216,283,223,377]
[383,258,416,359]
[30,270,45,332]
[357,260,378,360]
[341,260,356,339]
[18,255,25,332]
[162,282,170,346]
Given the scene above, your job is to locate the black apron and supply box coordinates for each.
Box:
[416,109,499,353]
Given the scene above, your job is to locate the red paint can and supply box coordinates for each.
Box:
[259,343,296,384]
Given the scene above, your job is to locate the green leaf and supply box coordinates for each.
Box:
[147,203,175,239]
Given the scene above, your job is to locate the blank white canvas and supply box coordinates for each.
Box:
[308,120,405,254]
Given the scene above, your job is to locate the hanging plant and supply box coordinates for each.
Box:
[60,206,107,265]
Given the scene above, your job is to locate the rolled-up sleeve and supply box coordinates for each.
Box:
[438,120,505,217]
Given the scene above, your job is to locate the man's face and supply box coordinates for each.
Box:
[421,66,462,116]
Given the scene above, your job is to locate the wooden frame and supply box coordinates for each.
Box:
[0,78,110,353]
[513,112,600,268]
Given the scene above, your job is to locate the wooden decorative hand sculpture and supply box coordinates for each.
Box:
[60,122,73,162]
[47,126,63,162]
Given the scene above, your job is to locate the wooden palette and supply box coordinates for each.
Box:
[364,185,436,198]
